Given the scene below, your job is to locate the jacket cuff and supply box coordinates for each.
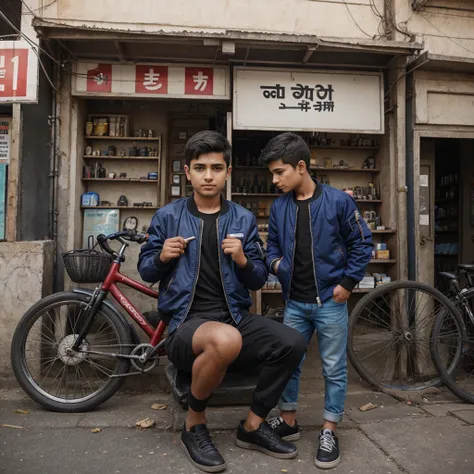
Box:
[237,257,255,273]
[340,276,357,292]
[153,251,172,270]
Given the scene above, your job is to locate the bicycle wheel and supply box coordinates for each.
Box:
[432,293,474,403]
[11,291,132,412]
[348,280,461,391]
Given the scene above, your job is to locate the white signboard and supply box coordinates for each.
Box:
[73,63,230,100]
[0,117,11,163]
[233,67,384,133]
[0,41,39,103]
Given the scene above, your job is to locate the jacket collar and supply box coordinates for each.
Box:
[186,194,230,217]
[291,178,322,202]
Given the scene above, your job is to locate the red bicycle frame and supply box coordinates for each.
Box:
[102,261,166,347]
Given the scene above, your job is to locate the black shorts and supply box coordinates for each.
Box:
[166,310,234,373]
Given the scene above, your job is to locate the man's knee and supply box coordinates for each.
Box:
[198,325,243,363]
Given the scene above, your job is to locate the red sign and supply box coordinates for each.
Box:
[135,65,168,94]
[87,64,112,93]
[185,67,214,95]
[0,49,28,98]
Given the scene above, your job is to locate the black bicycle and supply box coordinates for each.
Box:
[348,280,461,391]
[431,264,474,403]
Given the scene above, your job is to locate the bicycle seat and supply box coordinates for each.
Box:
[457,264,474,272]
[166,363,259,409]
[439,271,457,281]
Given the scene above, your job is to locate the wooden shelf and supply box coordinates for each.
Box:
[372,230,396,234]
[312,168,380,173]
[82,178,158,183]
[260,287,383,295]
[84,136,160,141]
[310,145,379,151]
[83,155,158,161]
[369,259,397,264]
[81,206,159,210]
[357,200,382,203]
[261,289,282,294]
[435,254,458,257]
[233,166,381,173]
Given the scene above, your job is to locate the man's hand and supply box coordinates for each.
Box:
[159,237,187,264]
[222,235,247,268]
[332,284,351,303]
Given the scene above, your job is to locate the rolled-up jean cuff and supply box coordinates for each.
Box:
[278,401,298,412]
[250,402,270,419]
[323,409,344,423]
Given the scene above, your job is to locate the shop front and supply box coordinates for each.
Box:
[407,54,474,289]
[231,66,397,316]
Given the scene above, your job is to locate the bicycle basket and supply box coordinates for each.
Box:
[63,249,113,283]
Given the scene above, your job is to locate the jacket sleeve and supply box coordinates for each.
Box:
[137,211,174,283]
[266,202,282,274]
[235,215,269,291]
[339,195,374,291]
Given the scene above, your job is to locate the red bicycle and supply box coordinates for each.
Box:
[10,230,168,412]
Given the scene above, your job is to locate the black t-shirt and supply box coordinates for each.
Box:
[190,210,229,313]
[290,193,318,303]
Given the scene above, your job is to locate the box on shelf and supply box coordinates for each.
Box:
[375,249,390,260]
[358,276,375,289]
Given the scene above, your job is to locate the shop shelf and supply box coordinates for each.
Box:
[84,136,160,141]
[356,200,382,203]
[82,178,158,183]
[310,145,379,151]
[81,206,159,210]
[369,259,397,264]
[83,155,159,160]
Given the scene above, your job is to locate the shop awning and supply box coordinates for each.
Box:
[33,18,422,70]
[408,51,474,75]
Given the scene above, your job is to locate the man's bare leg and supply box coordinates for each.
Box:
[186,322,242,430]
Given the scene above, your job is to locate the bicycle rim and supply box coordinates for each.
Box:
[348,281,460,391]
[18,298,129,405]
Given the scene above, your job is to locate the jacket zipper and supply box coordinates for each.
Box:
[178,219,204,328]
[161,277,174,297]
[355,211,366,241]
[216,217,237,323]
[288,205,299,297]
[308,203,322,307]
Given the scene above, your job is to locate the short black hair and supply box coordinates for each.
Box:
[184,131,231,167]
[260,132,310,170]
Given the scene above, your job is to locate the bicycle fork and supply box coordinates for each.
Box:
[71,287,107,352]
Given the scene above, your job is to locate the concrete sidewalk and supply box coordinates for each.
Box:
[1,385,474,474]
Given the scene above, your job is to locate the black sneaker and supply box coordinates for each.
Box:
[235,420,298,459]
[181,423,226,473]
[315,429,340,469]
[268,416,301,441]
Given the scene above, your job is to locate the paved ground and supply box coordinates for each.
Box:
[1,385,474,474]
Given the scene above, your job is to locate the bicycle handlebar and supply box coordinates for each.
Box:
[96,230,148,256]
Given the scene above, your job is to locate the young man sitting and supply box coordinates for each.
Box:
[138,131,306,473]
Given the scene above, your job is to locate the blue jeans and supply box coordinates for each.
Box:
[278,298,348,423]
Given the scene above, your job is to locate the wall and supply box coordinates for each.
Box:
[395,1,474,58]
[37,0,384,40]
[0,240,54,385]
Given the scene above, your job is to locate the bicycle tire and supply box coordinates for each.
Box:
[432,293,473,403]
[11,291,132,412]
[348,280,461,391]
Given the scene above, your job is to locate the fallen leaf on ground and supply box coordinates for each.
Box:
[13,409,30,415]
[359,402,377,412]
[1,424,23,429]
[91,428,101,433]
[151,403,167,411]
[281,470,288,473]
[136,417,156,429]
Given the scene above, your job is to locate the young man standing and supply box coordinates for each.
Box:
[260,132,373,469]
[138,131,305,473]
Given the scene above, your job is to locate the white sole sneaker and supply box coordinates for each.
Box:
[314,455,341,469]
